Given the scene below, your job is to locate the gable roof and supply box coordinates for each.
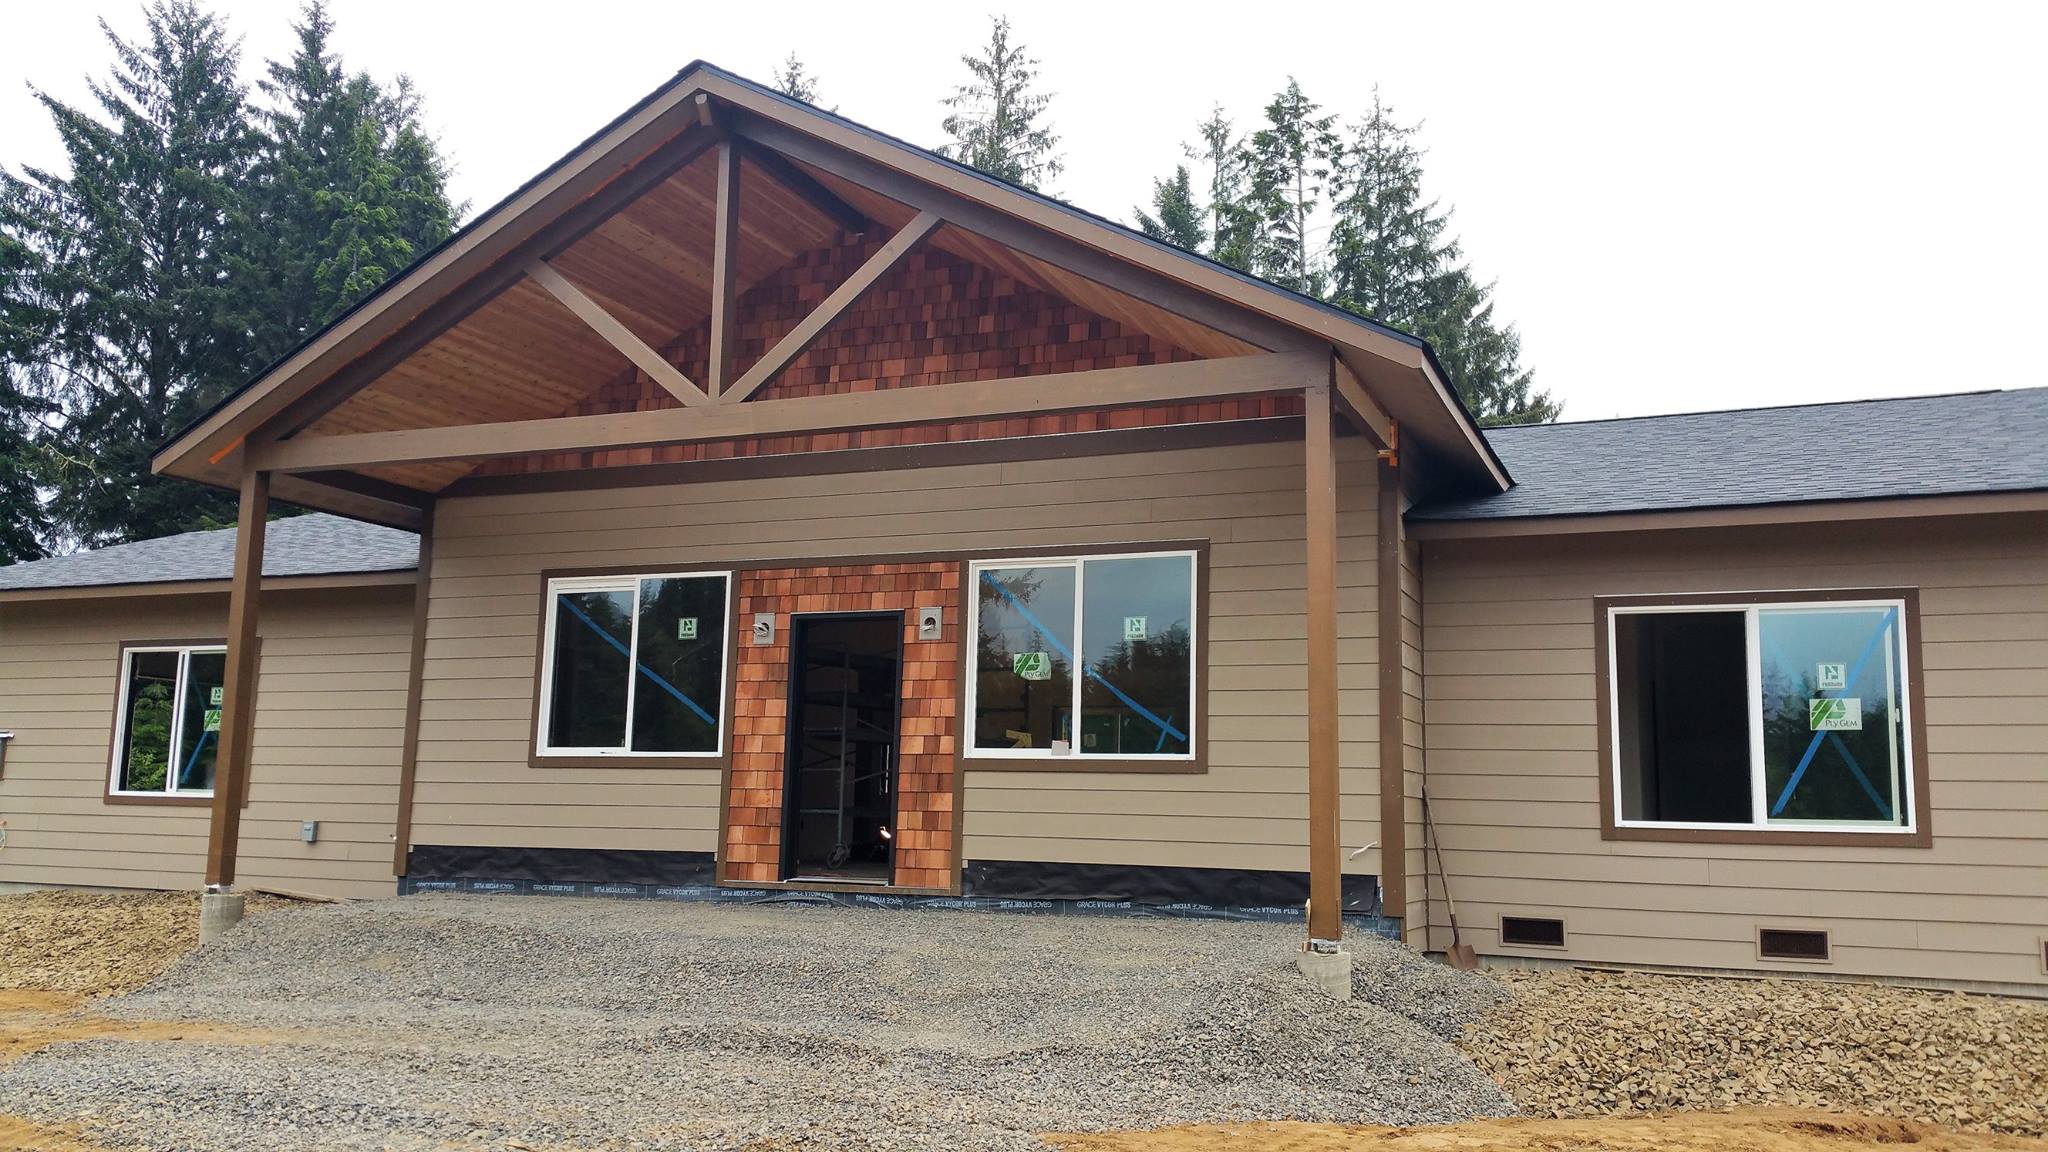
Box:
[0,513,417,595]
[151,61,1508,512]
[1409,387,2048,523]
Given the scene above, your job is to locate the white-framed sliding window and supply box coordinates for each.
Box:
[535,571,732,758]
[966,549,1198,763]
[109,643,228,798]
[1604,593,1918,835]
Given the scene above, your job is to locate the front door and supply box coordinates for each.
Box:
[781,613,902,882]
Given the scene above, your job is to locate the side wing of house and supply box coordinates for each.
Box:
[1414,506,2048,994]
[0,585,414,900]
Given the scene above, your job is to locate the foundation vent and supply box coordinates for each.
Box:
[1500,915,1566,949]
[1758,927,1831,962]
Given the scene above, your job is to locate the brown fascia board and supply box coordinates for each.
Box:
[1406,488,2048,539]
[0,570,418,605]
[152,61,1508,499]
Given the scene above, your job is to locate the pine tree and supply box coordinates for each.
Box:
[1133,165,1205,252]
[1421,271,1557,425]
[0,191,56,561]
[1190,106,1256,271]
[240,2,456,368]
[939,16,1062,190]
[0,1,255,546]
[772,53,822,105]
[1327,91,1555,425]
[1239,79,1337,295]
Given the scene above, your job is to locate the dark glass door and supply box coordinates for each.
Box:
[781,613,901,882]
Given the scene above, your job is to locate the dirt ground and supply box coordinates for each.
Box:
[0,890,2043,1152]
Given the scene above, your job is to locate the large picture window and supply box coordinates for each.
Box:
[1606,594,1918,835]
[537,572,730,758]
[110,644,227,797]
[968,550,1196,762]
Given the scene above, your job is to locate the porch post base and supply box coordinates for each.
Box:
[1296,942,1353,1000]
[199,889,246,944]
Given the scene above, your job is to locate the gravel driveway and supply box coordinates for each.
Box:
[0,895,1510,1151]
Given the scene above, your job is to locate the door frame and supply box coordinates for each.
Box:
[777,610,906,884]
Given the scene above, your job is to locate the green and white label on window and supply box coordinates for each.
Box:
[1809,697,1862,731]
[1816,662,1846,691]
[203,708,222,733]
[1123,616,1148,640]
[677,617,698,641]
[1013,651,1051,681]
[209,686,223,706]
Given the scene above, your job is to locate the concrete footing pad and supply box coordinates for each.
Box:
[1296,945,1353,1000]
[199,890,246,944]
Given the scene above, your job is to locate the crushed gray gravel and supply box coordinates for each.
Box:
[0,895,1513,1150]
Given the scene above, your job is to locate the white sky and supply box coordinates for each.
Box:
[4,0,2044,421]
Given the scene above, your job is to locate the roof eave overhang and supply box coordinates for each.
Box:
[154,61,1510,496]
[0,569,419,605]
[1406,488,2048,540]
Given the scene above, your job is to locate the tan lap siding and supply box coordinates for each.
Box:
[239,587,414,900]
[1420,512,2048,989]
[0,586,412,898]
[416,437,1389,885]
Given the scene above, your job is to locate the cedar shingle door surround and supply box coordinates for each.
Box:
[722,563,960,891]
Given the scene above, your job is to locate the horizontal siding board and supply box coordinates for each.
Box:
[1421,512,2048,987]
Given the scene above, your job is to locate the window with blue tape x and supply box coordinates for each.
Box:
[969,551,1196,760]
[539,572,730,757]
[1610,597,1914,832]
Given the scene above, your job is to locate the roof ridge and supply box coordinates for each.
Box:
[1491,386,2032,434]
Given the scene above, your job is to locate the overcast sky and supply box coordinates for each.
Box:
[4,1,2043,421]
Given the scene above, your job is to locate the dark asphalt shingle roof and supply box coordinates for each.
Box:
[0,513,418,592]
[1410,387,2048,521]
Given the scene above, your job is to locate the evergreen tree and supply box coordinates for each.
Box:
[939,16,1062,190]
[1239,78,1337,295]
[0,190,57,561]
[1327,92,1555,425]
[1190,106,1255,271]
[1421,271,1557,424]
[239,2,456,367]
[1133,165,1205,251]
[0,1,255,546]
[772,53,822,105]
[0,1,462,555]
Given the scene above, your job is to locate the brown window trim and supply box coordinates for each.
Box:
[525,540,1211,776]
[1594,587,1932,848]
[526,572,738,771]
[102,638,254,809]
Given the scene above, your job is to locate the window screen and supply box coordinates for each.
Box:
[970,551,1196,761]
[540,573,729,756]
[113,645,227,796]
[1609,596,1915,833]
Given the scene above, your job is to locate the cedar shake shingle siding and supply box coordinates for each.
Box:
[723,562,960,889]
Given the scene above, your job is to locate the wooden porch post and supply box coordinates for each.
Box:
[1304,382,1343,943]
[203,469,269,889]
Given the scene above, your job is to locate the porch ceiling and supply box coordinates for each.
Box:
[292,137,1265,494]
